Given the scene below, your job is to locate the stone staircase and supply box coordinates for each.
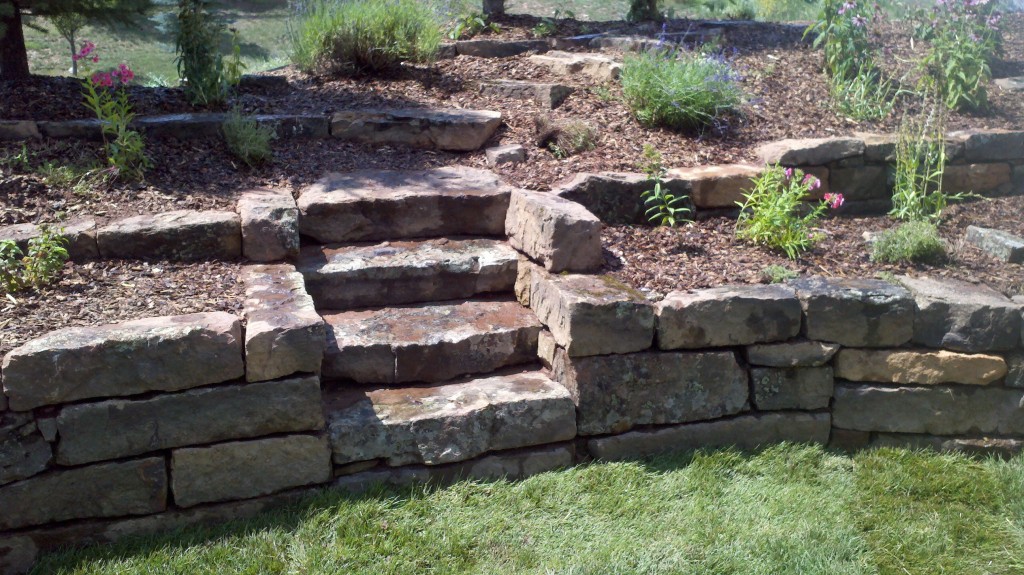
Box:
[295,166,576,470]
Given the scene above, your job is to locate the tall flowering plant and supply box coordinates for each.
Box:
[916,0,1002,110]
[75,42,149,181]
[805,0,879,82]
[735,165,844,260]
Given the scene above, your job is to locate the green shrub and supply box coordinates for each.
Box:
[222,109,276,166]
[0,225,69,293]
[175,0,241,105]
[870,221,947,264]
[290,0,442,76]
[620,48,744,133]
[448,11,499,40]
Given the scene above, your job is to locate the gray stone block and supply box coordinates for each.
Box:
[237,190,300,262]
[792,277,915,347]
[965,225,1024,263]
[746,340,840,367]
[657,284,802,349]
[506,189,603,273]
[751,367,833,410]
[330,109,501,152]
[901,275,1021,352]
[756,137,865,166]
[97,210,242,261]
[0,413,51,486]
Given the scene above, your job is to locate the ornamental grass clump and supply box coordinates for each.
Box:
[620,47,744,133]
[735,164,843,259]
[290,0,442,75]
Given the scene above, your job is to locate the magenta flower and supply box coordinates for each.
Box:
[824,193,845,208]
[784,167,793,179]
[802,173,822,190]
[91,72,114,88]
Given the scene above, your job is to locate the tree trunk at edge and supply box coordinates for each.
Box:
[1,1,31,81]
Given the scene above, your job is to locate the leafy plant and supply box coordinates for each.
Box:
[175,0,238,105]
[449,11,499,40]
[761,264,799,283]
[620,48,744,133]
[870,220,947,264]
[222,108,276,166]
[914,0,1001,111]
[736,164,842,259]
[532,9,574,37]
[638,144,691,227]
[49,12,89,75]
[290,0,441,76]
[0,226,70,293]
[830,64,896,121]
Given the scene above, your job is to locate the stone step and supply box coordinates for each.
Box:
[298,238,518,310]
[329,108,501,152]
[322,299,541,385]
[297,166,511,244]
[324,368,576,467]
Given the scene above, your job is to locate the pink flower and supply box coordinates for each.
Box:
[824,193,845,208]
[116,63,135,83]
[784,167,793,179]
[91,72,113,88]
[91,56,99,63]
[74,41,97,62]
[802,173,822,190]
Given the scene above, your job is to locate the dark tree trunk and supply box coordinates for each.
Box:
[1,1,31,80]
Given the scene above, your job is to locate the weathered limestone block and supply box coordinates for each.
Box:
[236,190,300,262]
[832,383,1024,435]
[792,277,914,347]
[171,434,332,507]
[941,163,1012,194]
[751,367,833,410]
[0,536,36,575]
[242,265,325,382]
[2,312,243,411]
[96,210,242,261]
[746,340,840,367]
[330,109,502,152]
[900,275,1021,352]
[0,120,40,141]
[965,225,1024,263]
[322,300,540,384]
[0,457,166,530]
[657,285,801,349]
[587,412,830,461]
[55,376,325,466]
[856,132,898,162]
[134,113,225,138]
[486,144,527,166]
[950,129,1024,162]
[480,80,572,109]
[555,172,692,224]
[529,51,622,82]
[756,137,865,166]
[297,167,510,243]
[458,39,548,58]
[666,164,760,208]
[554,349,748,436]
[537,330,557,369]
[326,370,576,466]
[462,445,573,481]
[505,189,603,273]
[834,348,1006,385]
[530,269,654,357]
[830,165,888,201]
[0,219,99,260]
[0,413,51,486]
[251,114,328,139]
[1005,352,1024,388]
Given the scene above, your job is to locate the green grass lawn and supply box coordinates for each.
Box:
[34,444,1024,575]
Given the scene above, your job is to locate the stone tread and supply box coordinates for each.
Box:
[322,299,541,385]
[298,238,518,310]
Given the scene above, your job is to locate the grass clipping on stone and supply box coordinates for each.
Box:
[35,444,1024,574]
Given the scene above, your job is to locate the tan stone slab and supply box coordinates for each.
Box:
[835,348,1007,385]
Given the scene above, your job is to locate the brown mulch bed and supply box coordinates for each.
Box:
[604,195,1024,299]
[0,260,245,357]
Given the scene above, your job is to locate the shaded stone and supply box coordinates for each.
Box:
[834,348,1006,385]
[829,428,871,451]
[299,238,517,310]
[792,277,915,347]
[482,0,504,15]
[830,165,888,201]
[756,137,865,166]
[322,300,540,384]
[751,367,833,410]
[236,190,300,262]
[37,118,104,140]
[746,340,840,367]
[941,163,1012,194]
[554,349,748,436]
[0,413,51,486]
[485,144,527,166]
[529,51,622,82]
[587,412,830,461]
[666,164,761,208]
[297,167,510,243]
[900,275,1020,352]
[96,210,242,261]
[995,77,1024,93]
[856,132,898,162]
[505,189,603,273]
[531,269,654,357]
[329,108,502,152]
[2,312,243,411]
[35,417,56,442]
[965,225,1024,263]
[657,284,801,349]
[0,537,36,575]
[134,113,225,138]
[1005,352,1024,388]
[325,370,576,466]
[55,376,325,466]
[458,39,549,58]
[0,219,99,260]
[171,434,331,507]
[479,80,572,109]
[872,433,1024,458]
[832,383,1024,435]
[0,457,166,530]
[242,264,325,382]
[237,74,289,91]
[0,120,40,141]
[251,114,327,139]
[949,129,1024,162]
[555,172,692,225]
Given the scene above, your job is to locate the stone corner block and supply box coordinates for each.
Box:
[505,189,603,273]
[97,210,242,261]
[665,164,761,208]
[965,225,1024,263]
[791,277,914,347]
[530,268,654,357]
[657,284,801,349]
[237,190,300,262]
